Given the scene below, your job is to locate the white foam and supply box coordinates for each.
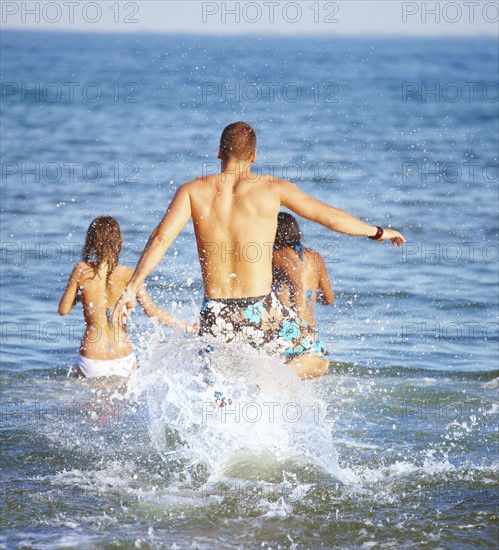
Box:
[127,333,340,481]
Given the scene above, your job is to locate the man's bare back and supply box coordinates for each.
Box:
[189,170,283,298]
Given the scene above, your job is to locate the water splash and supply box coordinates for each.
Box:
[127,331,339,484]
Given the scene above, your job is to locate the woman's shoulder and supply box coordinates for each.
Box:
[303,247,321,259]
[111,264,135,281]
[71,262,99,286]
[114,264,134,274]
[273,247,299,263]
[72,261,94,277]
[303,248,327,267]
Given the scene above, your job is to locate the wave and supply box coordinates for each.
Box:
[329,361,499,381]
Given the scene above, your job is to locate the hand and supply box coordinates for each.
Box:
[187,323,200,336]
[379,228,406,247]
[112,287,136,327]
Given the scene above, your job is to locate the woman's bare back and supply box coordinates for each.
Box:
[273,247,334,326]
[75,262,135,359]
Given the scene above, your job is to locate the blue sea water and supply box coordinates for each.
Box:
[1,31,498,549]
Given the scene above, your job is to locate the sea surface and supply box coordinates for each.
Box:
[1,31,498,549]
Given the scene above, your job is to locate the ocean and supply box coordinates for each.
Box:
[1,31,498,549]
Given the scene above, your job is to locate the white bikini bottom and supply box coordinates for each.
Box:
[68,353,136,379]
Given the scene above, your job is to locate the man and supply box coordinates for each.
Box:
[113,122,405,379]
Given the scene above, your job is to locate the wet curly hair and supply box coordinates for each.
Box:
[82,216,122,279]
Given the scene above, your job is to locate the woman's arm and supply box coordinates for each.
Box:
[58,264,81,315]
[136,284,198,334]
[317,255,335,305]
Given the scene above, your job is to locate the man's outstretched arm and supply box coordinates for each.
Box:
[112,186,192,326]
[279,180,405,246]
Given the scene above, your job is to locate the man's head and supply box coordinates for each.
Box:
[218,122,256,163]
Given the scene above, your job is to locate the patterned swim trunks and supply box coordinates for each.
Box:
[199,292,328,361]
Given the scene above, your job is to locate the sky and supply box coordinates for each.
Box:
[1,0,498,36]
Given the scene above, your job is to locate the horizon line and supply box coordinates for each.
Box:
[1,27,497,39]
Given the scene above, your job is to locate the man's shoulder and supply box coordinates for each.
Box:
[179,174,216,193]
[265,176,302,200]
[263,174,290,187]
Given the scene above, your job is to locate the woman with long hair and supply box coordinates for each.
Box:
[273,212,335,326]
[272,212,335,379]
[59,215,197,378]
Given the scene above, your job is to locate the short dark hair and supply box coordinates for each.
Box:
[274,212,302,250]
[219,122,256,161]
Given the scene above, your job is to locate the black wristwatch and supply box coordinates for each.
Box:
[368,226,384,240]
